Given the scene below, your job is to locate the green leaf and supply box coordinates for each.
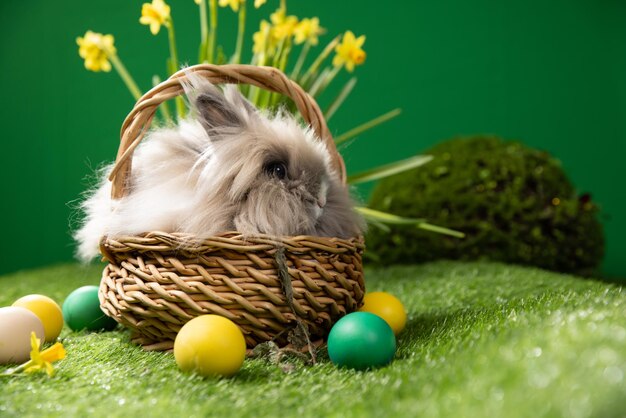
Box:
[348,155,433,185]
[308,67,331,97]
[334,108,402,146]
[298,36,340,88]
[369,220,391,232]
[290,41,311,80]
[356,207,465,238]
[325,77,357,121]
[356,207,426,225]
[416,223,466,238]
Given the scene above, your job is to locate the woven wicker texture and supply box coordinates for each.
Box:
[98,64,365,351]
[100,232,364,350]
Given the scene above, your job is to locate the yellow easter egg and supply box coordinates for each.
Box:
[359,291,407,335]
[174,315,246,377]
[13,294,64,342]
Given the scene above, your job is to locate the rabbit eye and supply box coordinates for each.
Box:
[265,161,288,180]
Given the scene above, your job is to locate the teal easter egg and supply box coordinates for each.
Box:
[327,312,396,370]
[62,286,117,331]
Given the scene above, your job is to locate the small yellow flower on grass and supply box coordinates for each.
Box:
[140,0,171,35]
[3,332,67,377]
[24,332,66,377]
[76,31,116,72]
[219,0,244,12]
[333,30,366,72]
[254,0,267,8]
[270,8,298,41]
[294,17,323,45]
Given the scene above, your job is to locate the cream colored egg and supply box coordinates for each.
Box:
[0,306,45,364]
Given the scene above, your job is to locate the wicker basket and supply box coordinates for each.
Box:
[98,64,365,351]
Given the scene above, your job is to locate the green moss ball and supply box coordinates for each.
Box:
[366,136,604,276]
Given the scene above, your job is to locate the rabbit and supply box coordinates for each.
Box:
[74,74,365,261]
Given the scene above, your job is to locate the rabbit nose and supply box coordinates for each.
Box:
[317,195,327,208]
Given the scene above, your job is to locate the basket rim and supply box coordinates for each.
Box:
[99,231,364,262]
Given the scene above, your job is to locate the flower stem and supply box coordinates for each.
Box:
[198,0,209,62]
[2,363,26,376]
[265,37,288,108]
[248,49,268,106]
[233,1,247,64]
[278,40,292,73]
[166,18,185,118]
[325,76,357,121]
[300,36,339,88]
[107,52,142,101]
[272,37,287,68]
[208,0,217,63]
[290,41,310,80]
[269,39,293,107]
[166,20,179,73]
[309,64,339,97]
[152,74,173,124]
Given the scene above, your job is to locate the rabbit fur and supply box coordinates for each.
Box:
[74,74,364,261]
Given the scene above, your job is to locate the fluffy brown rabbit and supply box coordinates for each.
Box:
[74,74,365,261]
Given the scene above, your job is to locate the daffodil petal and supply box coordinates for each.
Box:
[344,31,356,43]
[40,343,66,362]
[45,362,55,377]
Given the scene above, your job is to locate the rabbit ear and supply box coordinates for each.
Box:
[181,72,249,131]
[223,85,259,123]
[195,91,243,130]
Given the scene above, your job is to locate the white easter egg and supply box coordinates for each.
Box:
[0,306,45,364]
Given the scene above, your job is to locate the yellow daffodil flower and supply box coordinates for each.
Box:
[332,30,366,72]
[294,17,323,45]
[253,20,274,54]
[139,0,171,35]
[218,0,244,12]
[22,332,66,377]
[76,31,116,72]
[254,0,267,8]
[270,8,298,41]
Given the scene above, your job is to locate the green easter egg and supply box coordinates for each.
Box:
[62,286,117,331]
[327,312,396,370]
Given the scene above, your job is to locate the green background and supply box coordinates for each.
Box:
[0,0,624,278]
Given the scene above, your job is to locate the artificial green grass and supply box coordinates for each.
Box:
[1,261,625,417]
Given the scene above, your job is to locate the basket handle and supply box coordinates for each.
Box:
[108,64,346,199]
